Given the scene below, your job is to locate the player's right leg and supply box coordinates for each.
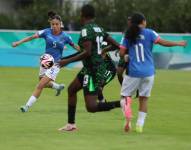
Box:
[120,75,140,132]
[58,72,83,131]
[39,65,64,96]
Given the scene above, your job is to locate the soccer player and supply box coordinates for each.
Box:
[58,4,121,131]
[120,12,187,133]
[12,11,80,112]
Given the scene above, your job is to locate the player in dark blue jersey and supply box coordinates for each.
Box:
[12,11,79,112]
[120,12,187,133]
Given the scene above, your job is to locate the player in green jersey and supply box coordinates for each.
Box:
[58,4,120,131]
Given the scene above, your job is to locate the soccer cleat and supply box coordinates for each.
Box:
[136,125,143,133]
[121,97,132,132]
[55,84,65,96]
[58,123,77,132]
[20,105,29,112]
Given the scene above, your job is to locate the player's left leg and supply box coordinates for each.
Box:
[84,94,120,113]
[136,75,154,133]
[20,76,52,112]
[120,75,140,132]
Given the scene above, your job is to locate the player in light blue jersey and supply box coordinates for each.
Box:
[12,11,79,112]
[120,12,187,133]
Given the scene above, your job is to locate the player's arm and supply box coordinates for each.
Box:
[119,45,128,57]
[59,41,92,67]
[156,38,187,47]
[68,36,81,52]
[12,33,39,47]
[119,46,129,62]
[61,51,81,59]
[102,36,120,54]
[71,44,81,52]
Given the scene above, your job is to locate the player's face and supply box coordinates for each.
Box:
[143,20,147,27]
[142,20,147,28]
[50,19,61,33]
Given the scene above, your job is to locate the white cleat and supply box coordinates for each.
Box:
[20,105,29,112]
[55,84,65,96]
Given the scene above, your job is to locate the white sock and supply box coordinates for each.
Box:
[136,111,147,127]
[51,82,60,90]
[26,95,37,108]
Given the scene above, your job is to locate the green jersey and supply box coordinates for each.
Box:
[78,22,108,71]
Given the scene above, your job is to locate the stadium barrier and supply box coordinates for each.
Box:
[0,30,191,69]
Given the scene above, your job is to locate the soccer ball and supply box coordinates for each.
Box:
[40,54,54,69]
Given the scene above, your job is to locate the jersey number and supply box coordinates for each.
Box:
[96,36,103,55]
[135,43,145,62]
[53,41,57,48]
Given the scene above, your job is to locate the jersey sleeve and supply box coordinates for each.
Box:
[37,29,47,38]
[150,29,160,44]
[80,27,93,41]
[65,35,74,46]
[120,36,128,49]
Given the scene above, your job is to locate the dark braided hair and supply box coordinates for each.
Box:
[48,11,61,22]
[125,12,146,45]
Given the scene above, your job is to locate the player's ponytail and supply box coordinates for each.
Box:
[125,12,146,45]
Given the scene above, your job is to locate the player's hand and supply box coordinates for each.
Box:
[179,41,187,47]
[101,50,106,59]
[12,42,20,47]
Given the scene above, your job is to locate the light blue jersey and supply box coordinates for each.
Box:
[121,28,160,77]
[38,28,74,62]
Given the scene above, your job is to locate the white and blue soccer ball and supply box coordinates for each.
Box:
[40,54,54,69]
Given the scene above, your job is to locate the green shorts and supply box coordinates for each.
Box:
[103,60,116,86]
[77,64,115,95]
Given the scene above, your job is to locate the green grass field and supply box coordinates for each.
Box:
[0,67,191,150]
